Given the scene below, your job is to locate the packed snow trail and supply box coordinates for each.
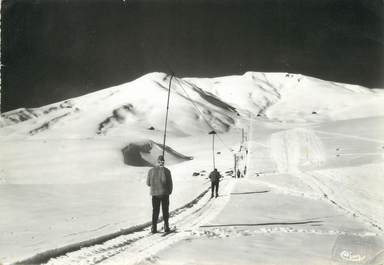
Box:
[298,170,384,233]
[270,128,384,233]
[315,130,384,144]
[20,175,236,265]
[270,128,326,173]
[136,174,384,265]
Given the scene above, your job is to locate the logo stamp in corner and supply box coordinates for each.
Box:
[331,234,384,265]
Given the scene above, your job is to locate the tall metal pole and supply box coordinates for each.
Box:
[234,154,237,178]
[162,73,174,158]
[209,130,216,170]
[212,133,215,169]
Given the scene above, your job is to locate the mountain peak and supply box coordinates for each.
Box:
[1,72,383,139]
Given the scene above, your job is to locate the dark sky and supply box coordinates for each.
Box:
[1,0,384,112]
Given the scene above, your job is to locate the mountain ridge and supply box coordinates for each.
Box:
[1,71,383,139]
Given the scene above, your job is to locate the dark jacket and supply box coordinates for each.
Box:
[147,166,173,196]
[209,170,222,183]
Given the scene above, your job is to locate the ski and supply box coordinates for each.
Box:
[161,226,177,237]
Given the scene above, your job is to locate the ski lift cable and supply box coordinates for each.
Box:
[146,47,234,153]
[174,77,235,153]
[174,77,235,152]
[173,77,234,153]
[145,46,235,154]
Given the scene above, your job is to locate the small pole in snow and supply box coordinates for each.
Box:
[162,73,174,159]
[209,130,217,169]
[234,153,237,178]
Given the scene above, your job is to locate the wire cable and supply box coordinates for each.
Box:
[143,42,236,153]
[173,77,234,153]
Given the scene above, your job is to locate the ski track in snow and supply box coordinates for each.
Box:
[270,127,384,234]
[10,126,383,264]
[41,178,236,265]
[193,226,378,239]
[247,177,322,200]
[270,128,326,173]
[299,170,384,233]
[316,130,384,144]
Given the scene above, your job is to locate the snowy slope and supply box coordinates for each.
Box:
[1,72,383,139]
[269,116,384,231]
[1,71,384,265]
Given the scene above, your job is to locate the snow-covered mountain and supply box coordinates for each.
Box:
[1,72,383,139]
[1,72,384,265]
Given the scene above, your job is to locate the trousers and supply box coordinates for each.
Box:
[152,195,169,230]
[211,181,219,196]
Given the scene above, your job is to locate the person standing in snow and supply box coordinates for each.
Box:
[209,168,222,198]
[146,155,173,233]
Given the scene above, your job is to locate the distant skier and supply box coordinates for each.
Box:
[209,168,222,198]
[147,155,173,233]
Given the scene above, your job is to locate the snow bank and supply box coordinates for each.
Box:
[122,140,193,167]
[311,162,384,230]
[269,119,384,232]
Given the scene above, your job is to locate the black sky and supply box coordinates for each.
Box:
[1,0,384,112]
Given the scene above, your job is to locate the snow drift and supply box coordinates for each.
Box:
[122,140,193,167]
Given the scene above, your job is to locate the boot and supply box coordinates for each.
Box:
[164,220,170,233]
[151,225,157,234]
